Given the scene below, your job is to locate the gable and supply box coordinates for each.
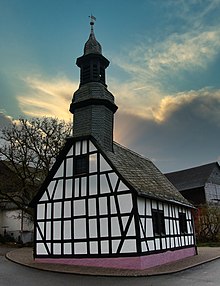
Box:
[32,137,131,205]
[207,164,220,185]
[31,137,192,208]
[33,137,139,257]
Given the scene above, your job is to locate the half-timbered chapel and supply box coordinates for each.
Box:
[31,19,197,270]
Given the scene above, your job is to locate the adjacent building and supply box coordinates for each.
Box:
[0,161,33,243]
[30,20,196,270]
[165,162,220,206]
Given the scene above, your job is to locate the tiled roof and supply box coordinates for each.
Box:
[104,142,192,207]
[165,162,218,191]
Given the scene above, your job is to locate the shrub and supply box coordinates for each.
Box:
[195,203,220,243]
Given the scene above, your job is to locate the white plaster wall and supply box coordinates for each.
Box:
[0,209,33,233]
[0,209,33,242]
[138,197,195,252]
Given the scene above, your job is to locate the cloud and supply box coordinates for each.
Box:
[0,111,13,129]
[15,1,220,126]
[112,3,220,170]
[165,0,220,29]
[152,88,220,123]
[109,77,163,120]
[0,112,13,151]
[146,30,220,73]
[115,89,220,172]
[17,76,77,121]
[11,1,220,173]
[113,28,220,88]
[109,21,220,123]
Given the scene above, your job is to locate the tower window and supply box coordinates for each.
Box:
[152,209,166,236]
[93,64,98,79]
[179,212,188,234]
[82,65,90,83]
[74,155,88,176]
[99,67,105,84]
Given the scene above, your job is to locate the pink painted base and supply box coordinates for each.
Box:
[35,247,196,270]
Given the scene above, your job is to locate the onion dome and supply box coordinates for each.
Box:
[84,17,102,55]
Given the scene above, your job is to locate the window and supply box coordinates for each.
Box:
[152,209,166,236]
[82,65,90,83]
[93,64,99,79]
[179,212,188,234]
[74,155,88,176]
[99,67,105,84]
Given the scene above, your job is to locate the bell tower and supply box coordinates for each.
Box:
[70,16,118,151]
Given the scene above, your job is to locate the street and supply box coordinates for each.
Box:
[0,246,220,286]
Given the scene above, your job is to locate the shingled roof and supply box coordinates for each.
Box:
[104,142,192,207]
[165,162,219,192]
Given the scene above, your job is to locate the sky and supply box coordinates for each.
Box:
[1,0,220,173]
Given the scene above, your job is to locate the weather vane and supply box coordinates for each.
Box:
[89,14,96,25]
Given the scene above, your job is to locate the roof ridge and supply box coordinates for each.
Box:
[113,141,150,162]
[165,162,218,175]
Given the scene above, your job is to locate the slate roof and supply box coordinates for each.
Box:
[165,162,218,192]
[73,82,115,105]
[104,142,192,207]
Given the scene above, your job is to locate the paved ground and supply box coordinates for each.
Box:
[0,245,220,286]
[5,245,220,276]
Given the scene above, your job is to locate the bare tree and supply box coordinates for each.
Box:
[0,117,71,218]
[195,203,220,243]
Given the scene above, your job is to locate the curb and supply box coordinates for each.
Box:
[5,247,220,277]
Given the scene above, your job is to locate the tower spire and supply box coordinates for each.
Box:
[84,15,101,55]
[88,14,96,41]
[70,18,118,151]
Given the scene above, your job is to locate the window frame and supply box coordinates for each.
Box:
[152,209,166,236]
[179,212,188,234]
[74,154,89,176]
